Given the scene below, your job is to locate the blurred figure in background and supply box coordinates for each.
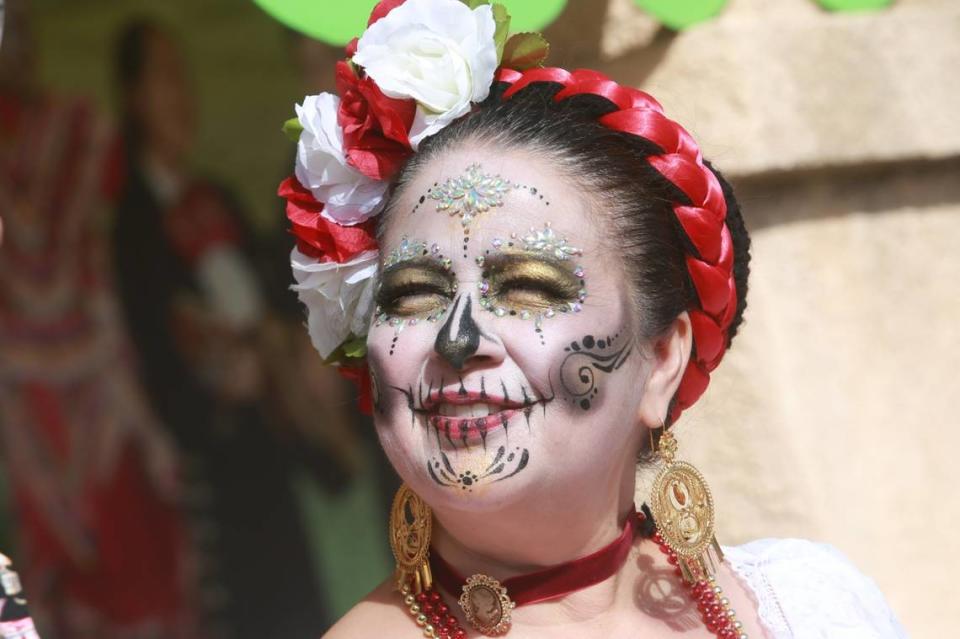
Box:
[110,18,340,638]
[0,2,195,637]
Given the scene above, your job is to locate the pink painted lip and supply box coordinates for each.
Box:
[428,409,521,443]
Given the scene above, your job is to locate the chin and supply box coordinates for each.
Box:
[414,461,542,515]
[378,404,545,512]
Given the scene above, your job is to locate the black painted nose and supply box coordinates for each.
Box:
[434,294,480,370]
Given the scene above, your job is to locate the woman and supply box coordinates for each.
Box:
[0,5,189,635]
[279,0,908,636]
[111,19,329,638]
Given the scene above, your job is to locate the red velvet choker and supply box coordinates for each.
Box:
[431,509,644,635]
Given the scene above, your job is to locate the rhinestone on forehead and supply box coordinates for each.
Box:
[429,163,516,226]
[383,237,428,269]
[520,224,583,260]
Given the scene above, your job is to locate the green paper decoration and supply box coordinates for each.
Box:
[814,0,893,11]
[252,0,568,46]
[632,0,728,31]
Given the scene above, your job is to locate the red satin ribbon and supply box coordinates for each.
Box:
[431,510,642,607]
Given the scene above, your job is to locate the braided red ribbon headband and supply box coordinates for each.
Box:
[495,67,737,422]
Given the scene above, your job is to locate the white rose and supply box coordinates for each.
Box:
[353,0,498,149]
[290,247,379,358]
[294,93,389,225]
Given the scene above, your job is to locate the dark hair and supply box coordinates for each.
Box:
[387,81,750,407]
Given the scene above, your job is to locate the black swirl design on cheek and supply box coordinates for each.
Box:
[559,332,632,410]
[426,445,530,492]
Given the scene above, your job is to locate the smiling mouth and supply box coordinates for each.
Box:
[422,390,545,443]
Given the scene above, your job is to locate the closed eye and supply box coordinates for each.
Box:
[495,276,579,308]
[484,254,583,312]
[376,263,455,317]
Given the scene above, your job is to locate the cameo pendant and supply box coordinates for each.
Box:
[459,574,516,635]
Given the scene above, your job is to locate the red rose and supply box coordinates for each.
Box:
[335,61,415,181]
[278,176,378,263]
[368,0,406,26]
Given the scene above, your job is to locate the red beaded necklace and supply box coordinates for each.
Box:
[397,511,749,638]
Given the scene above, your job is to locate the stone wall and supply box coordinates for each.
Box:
[569,1,960,636]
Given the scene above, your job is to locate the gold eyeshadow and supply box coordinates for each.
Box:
[475,223,587,340]
[375,236,458,327]
[376,262,456,318]
[483,254,582,310]
[381,262,453,291]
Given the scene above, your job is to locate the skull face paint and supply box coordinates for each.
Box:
[367,146,655,512]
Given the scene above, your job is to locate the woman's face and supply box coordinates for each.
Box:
[368,144,655,512]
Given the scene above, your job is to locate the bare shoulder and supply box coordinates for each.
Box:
[322,578,414,639]
[715,561,770,638]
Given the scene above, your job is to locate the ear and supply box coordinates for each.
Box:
[637,311,693,429]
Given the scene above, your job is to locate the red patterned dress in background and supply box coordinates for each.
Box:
[0,92,198,637]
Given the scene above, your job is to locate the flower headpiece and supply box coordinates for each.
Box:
[279,0,736,421]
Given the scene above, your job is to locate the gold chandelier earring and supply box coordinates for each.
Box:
[390,484,434,594]
[648,422,724,583]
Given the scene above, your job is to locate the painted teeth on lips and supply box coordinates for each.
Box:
[436,403,498,417]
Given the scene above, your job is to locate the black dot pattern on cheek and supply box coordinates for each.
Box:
[389,335,399,356]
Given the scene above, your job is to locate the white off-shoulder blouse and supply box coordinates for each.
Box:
[724,539,908,638]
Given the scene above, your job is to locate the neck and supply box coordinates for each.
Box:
[429,461,640,625]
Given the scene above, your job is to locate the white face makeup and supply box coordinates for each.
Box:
[367,145,653,512]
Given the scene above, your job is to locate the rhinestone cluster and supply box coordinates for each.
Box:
[429,163,517,226]
[519,224,582,261]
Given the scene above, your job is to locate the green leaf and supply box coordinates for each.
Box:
[492,4,512,63]
[342,336,368,359]
[282,117,303,142]
[462,0,491,8]
[322,335,368,365]
[501,32,550,70]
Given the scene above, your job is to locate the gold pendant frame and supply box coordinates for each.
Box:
[649,430,724,583]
